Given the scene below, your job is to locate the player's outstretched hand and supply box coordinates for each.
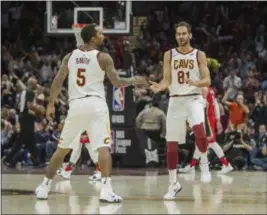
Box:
[186,79,198,87]
[149,81,161,93]
[134,76,149,86]
[46,104,55,122]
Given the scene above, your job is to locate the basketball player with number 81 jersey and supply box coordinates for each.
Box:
[149,21,212,200]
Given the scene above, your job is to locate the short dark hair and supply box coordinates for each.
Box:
[81,24,97,44]
[175,21,192,33]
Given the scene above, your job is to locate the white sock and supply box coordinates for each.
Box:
[42,177,52,186]
[193,145,201,160]
[209,142,225,158]
[168,169,177,184]
[101,177,112,189]
[200,152,208,164]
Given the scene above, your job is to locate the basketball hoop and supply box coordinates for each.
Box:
[72,24,88,48]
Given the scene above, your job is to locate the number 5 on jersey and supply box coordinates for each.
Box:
[77,68,86,86]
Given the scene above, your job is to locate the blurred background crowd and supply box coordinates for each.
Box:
[1,1,267,170]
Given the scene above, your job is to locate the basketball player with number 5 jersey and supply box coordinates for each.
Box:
[150,22,212,200]
[35,24,148,202]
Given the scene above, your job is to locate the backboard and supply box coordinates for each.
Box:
[46,1,132,35]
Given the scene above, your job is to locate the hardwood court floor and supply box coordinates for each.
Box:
[1,169,267,214]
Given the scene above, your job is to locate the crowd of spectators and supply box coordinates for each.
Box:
[1,2,267,170]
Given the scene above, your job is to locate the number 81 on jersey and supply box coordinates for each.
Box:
[177,71,190,84]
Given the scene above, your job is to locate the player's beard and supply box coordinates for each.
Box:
[98,42,105,50]
[97,38,104,48]
[178,38,189,47]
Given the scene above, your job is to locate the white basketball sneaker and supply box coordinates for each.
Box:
[56,167,63,176]
[199,162,212,183]
[179,165,195,173]
[60,165,73,180]
[35,182,51,200]
[99,189,123,203]
[217,164,234,174]
[99,178,122,203]
[89,170,101,181]
[164,181,182,200]
[57,163,68,176]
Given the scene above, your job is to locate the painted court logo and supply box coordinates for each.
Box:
[112,87,125,111]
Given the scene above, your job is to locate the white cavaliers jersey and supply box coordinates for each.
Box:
[67,49,105,102]
[169,48,202,96]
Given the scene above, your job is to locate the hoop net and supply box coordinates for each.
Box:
[72,24,88,48]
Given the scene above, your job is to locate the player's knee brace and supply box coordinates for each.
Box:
[192,123,208,153]
[167,141,178,170]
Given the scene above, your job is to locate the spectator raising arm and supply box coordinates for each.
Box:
[222,88,232,106]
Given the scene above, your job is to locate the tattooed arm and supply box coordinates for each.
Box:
[98,52,147,87]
